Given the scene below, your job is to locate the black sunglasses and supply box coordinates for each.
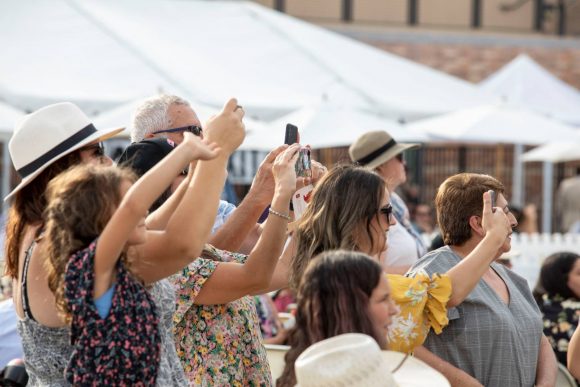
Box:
[80,142,105,157]
[153,125,203,137]
[379,204,394,223]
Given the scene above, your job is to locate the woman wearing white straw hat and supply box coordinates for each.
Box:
[4,100,245,386]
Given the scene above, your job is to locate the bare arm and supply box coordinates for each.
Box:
[194,145,299,305]
[209,145,287,253]
[413,346,482,387]
[568,325,580,379]
[445,191,511,307]
[535,335,557,387]
[144,163,193,231]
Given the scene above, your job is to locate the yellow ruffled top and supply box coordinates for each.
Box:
[386,272,452,354]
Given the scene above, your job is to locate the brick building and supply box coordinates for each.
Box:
[250,0,580,231]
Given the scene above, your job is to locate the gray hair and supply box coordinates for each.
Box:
[131,94,191,142]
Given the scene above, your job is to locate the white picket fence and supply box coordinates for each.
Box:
[510,233,580,289]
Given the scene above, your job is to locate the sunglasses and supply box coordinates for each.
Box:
[379,204,394,223]
[80,142,105,157]
[152,125,203,137]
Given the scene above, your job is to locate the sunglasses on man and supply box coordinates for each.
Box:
[152,125,203,137]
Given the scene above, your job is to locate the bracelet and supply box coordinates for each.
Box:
[269,207,291,221]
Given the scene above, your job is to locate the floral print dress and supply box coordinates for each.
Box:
[171,245,271,386]
[64,239,161,386]
[387,272,452,353]
[538,294,580,367]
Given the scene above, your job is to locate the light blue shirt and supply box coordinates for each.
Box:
[212,200,237,233]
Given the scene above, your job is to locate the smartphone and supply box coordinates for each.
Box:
[295,147,312,178]
[284,124,299,145]
[489,190,496,212]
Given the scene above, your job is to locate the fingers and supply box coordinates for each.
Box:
[482,190,493,215]
[223,98,238,112]
[264,144,289,163]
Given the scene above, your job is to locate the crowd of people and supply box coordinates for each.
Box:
[0,94,579,386]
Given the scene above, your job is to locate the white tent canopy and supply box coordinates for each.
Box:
[0,102,23,135]
[241,102,426,151]
[522,142,580,163]
[480,54,580,126]
[0,0,492,123]
[407,104,580,145]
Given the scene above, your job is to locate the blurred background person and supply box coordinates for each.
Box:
[534,252,580,369]
[349,131,426,274]
[556,168,580,233]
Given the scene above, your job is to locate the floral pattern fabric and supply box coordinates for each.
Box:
[64,239,160,386]
[386,272,451,354]
[171,245,272,386]
[539,294,580,367]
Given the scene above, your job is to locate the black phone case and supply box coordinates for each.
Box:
[284,124,298,145]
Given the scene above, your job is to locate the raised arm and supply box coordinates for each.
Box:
[144,161,194,231]
[193,144,299,305]
[209,144,287,253]
[134,98,247,283]
[445,191,512,307]
[94,133,220,297]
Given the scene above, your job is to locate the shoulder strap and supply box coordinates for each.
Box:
[21,241,37,320]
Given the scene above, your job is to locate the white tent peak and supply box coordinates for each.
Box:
[480,54,580,125]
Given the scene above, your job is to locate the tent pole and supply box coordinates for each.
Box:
[542,161,553,233]
[512,143,524,207]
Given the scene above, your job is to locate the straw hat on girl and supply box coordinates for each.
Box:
[294,334,449,387]
[5,102,123,201]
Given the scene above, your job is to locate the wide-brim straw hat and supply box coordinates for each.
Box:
[5,102,123,201]
[295,333,449,387]
[349,130,420,170]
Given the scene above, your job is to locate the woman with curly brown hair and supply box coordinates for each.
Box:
[5,100,243,386]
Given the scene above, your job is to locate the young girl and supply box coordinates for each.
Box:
[42,132,220,385]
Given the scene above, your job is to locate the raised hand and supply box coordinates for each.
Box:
[272,143,300,196]
[204,98,246,155]
[182,132,221,161]
[481,190,511,245]
[246,144,289,206]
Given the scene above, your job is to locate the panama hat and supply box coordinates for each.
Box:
[349,131,420,170]
[295,333,450,387]
[5,102,123,201]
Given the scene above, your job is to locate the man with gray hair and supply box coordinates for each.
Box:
[130,94,280,254]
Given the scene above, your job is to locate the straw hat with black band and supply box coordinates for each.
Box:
[349,131,420,170]
[5,102,123,201]
[295,333,450,387]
